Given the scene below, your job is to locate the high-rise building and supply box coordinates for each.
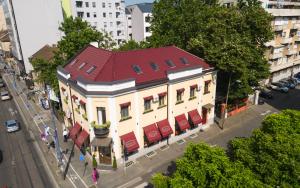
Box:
[125,3,153,42]
[62,0,127,45]
[1,0,63,74]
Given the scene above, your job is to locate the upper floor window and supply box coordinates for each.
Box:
[103,12,106,18]
[204,80,211,94]
[120,102,130,120]
[159,95,165,106]
[190,85,196,98]
[165,60,176,68]
[77,12,84,18]
[150,62,159,71]
[144,98,152,112]
[86,12,90,18]
[102,2,105,8]
[145,16,151,23]
[92,2,96,7]
[180,57,189,65]
[176,89,184,103]
[93,12,97,18]
[76,1,83,8]
[132,65,142,74]
[85,2,89,7]
[109,12,112,18]
[145,27,150,33]
[108,3,111,8]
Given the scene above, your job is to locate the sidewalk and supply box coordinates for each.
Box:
[4,72,278,188]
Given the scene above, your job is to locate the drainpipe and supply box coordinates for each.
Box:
[68,81,75,126]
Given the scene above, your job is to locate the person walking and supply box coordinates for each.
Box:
[92,168,99,185]
[63,128,68,142]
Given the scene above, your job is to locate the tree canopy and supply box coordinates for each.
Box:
[152,110,300,187]
[117,40,150,51]
[149,0,273,100]
[31,17,114,93]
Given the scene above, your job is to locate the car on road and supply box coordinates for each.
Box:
[269,82,289,93]
[259,89,273,99]
[279,80,295,89]
[0,90,11,101]
[5,120,20,133]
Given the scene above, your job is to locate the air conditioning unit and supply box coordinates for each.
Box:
[153,95,159,103]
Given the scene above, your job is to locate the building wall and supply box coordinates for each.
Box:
[2,0,63,73]
[130,5,145,42]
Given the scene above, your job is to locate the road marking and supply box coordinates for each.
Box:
[260,110,271,116]
[117,177,143,188]
[4,75,89,188]
[134,182,148,188]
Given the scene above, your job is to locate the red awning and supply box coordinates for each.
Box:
[175,114,190,131]
[75,129,89,148]
[120,102,131,107]
[177,88,185,93]
[120,132,139,153]
[144,96,153,100]
[71,95,78,100]
[69,122,81,140]
[157,119,173,138]
[143,124,162,143]
[79,100,86,105]
[188,109,202,125]
[190,84,198,89]
[158,92,167,97]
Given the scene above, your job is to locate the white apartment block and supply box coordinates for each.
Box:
[1,0,63,74]
[68,0,127,45]
[126,3,153,42]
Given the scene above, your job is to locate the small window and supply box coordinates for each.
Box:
[176,91,183,102]
[85,2,89,7]
[204,80,211,94]
[180,57,189,65]
[159,96,165,106]
[109,12,112,18]
[121,106,129,118]
[165,60,176,68]
[132,65,142,74]
[145,16,151,23]
[144,100,151,111]
[86,65,96,74]
[93,12,97,18]
[103,12,106,18]
[92,2,96,7]
[150,62,159,71]
[76,1,83,8]
[70,59,78,66]
[145,27,150,32]
[190,87,196,98]
[77,12,84,18]
[78,62,86,70]
[102,2,105,8]
[86,12,90,17]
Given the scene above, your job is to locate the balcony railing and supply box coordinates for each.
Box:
[281,37,293,44]
[269,52,283,60]
[286,49,298,56]
[291,23,300,29]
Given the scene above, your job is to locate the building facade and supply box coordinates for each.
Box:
[126,3,153,42]
[62,0,127,45]
[1,0,63,74]
[57,45,217,165]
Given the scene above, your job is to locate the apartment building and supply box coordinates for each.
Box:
[1,0,63,74]
[126,3,153,42]
[57,45,217,165]
[0,5,10,58]
[62,0,127,45]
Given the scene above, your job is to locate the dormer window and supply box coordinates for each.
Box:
[78,62,86,70]
[180,57,189,65]
[70,59,78,66]
[86,65,96,74]
[150,62,159,71]
[165,60,175,68]
[132,65,142,74]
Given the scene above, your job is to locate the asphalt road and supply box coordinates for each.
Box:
[0,89,53,187]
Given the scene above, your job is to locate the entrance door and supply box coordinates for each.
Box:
[98,145,112,164]
[97,107,106,125]
[202,108,208,124]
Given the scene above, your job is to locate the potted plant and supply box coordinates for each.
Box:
[92,155,97,168]
[91,121,110,138]
[112,156,117,170]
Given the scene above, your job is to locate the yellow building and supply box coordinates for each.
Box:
[57,45,217,165]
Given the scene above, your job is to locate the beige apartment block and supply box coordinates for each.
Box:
[57,45,217,165]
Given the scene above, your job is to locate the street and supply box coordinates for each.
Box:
[0,92,53,187]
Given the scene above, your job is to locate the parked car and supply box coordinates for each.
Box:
[40,98,50,110]
[270,82,289,93]
[5,120,20,133]
[259,89,273,99]
[279,80,295,89]
[292,76,300,84]
[0,90,11,101]
[294,72,300,78]
[286,78,300,85]
[0,78,5,88]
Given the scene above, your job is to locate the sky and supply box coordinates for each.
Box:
[126,0,154,6]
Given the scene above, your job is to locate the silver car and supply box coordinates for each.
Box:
[5,120,20,133]
[1,90,11,101]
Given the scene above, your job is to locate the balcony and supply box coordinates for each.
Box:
[281,37,293,45]
[295,36,300,42]
[269,52,283,60]
[291,23,300,29]
[274,25,283,31]
[91,121,110,138]
[286,49,298,56]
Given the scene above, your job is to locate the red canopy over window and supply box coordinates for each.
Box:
[190,84,198,89]
[143,124,161,143]
[144,96,153,101]
[75,129,89,148]
[120,132,139,153]
[69,122,81,140]
[188,109,202,125]
[175,114,190,131]
[176,88,185,93]
[79,100,86,105]
[156,119,173,138]
[120,102,131,107]
[158,92,167,97]
[71,95,78,100]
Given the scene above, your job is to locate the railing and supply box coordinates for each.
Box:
[281,37,293,44]
[269,52,283,60]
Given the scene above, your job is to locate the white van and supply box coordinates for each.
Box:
[1,90,11,101]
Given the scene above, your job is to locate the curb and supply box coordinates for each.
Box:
[6,75,61,188]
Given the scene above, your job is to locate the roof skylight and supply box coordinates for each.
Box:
[150,62,159,71]
[86,65,97,74]
[180,57,189,65]
[132,65,143,74]
[78,62,86,70]
[70,59,78,66]
[165,60,176,68]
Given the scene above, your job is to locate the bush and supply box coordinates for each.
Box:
[92,156,97,168]
[112,156,117,170]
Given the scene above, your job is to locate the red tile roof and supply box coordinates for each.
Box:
[63,45,212,85]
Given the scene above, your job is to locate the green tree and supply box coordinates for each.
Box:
[230,110,300,187]
[152,143,266,188]
[117,40,150,51]
[150,0,273,100]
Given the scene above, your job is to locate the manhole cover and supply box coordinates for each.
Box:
[125,161,134,168]
[176,139,185,145]
[160,145,169,151]
[145,151,156,158]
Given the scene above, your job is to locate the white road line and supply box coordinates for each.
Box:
[117,177,143,188]
[5,75,89,188]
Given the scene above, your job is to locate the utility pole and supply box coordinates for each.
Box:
[46,86,63,166]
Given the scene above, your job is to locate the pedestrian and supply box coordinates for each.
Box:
[63,128,68,142]
[92,168,99,185]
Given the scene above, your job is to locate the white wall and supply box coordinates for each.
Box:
[131,5,145,42]
[3,0,63,73]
